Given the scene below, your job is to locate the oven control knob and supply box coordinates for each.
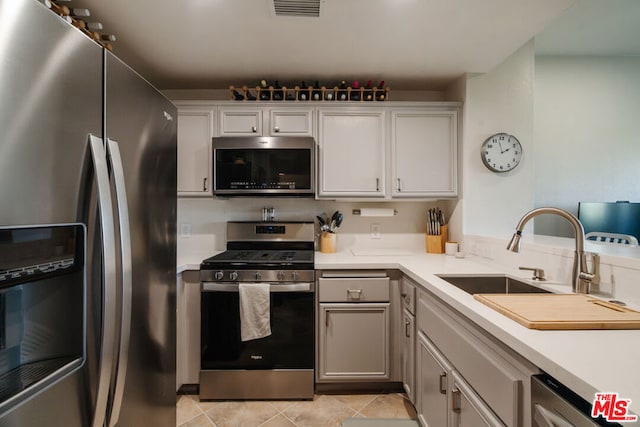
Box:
[277,271,285,281]
[229,271,238,281]
[214,271,224,281]
[292,271,299,280]
[255,271,262,281]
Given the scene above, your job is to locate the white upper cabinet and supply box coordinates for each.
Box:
[269,109,313,136]
[317,109,386,197]
[176,105,215,196]
[218,106,313,137]
[391,110,458,197]
[218,108,262,136]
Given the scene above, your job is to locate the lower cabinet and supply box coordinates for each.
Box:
[417,331,451,427]
[318,303,390,380]
[414,286,539,427]
[451,370,505,427]
[401,308,415,401]
[176,270,201,389]
[317,272,391,382]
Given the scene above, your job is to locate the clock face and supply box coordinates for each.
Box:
[481,133,523,173]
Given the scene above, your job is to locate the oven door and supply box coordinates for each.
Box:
[200,282,314,370]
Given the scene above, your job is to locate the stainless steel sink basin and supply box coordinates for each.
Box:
[436,275,551,294]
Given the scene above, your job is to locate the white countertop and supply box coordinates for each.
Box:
[315,249,640,418]
[177,249,640,417]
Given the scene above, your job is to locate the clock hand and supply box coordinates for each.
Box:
[497,141,505,153]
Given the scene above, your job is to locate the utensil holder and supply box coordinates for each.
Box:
[320,231,337,253]
[426,225,448,254]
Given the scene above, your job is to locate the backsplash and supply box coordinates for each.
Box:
[177,198,454,264]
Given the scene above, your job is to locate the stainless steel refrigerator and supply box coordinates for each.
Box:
[0,0,177,425]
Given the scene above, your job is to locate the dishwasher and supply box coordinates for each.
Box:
[532,373,624,427]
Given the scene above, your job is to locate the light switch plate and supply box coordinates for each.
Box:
[370,223,381,239]
[180,223,192,238]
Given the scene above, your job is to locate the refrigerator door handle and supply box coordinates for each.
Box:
[106,138,133,427]
[88,135,118,427]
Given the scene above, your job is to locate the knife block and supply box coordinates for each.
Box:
[426,225,448,253]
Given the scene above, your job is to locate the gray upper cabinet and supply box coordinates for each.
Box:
[391,110,458,197]
[317,108,386,198]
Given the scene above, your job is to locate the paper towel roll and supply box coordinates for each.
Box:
[359,208,395,217]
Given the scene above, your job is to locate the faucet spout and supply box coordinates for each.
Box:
[506,207,598,293]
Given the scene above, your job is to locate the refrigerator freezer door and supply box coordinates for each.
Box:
[104,51,177,427]
[0,0,103,426]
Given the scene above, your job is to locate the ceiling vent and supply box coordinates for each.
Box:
[272,0,323,18]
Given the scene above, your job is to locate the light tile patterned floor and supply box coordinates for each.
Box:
[177,393,417,427]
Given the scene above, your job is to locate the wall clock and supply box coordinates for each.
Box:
[481,133,522,173]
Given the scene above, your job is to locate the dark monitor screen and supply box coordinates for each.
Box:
[577,202,640,241]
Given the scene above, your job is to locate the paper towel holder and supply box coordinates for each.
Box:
[352,209,398,216]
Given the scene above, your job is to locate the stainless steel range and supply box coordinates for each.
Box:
[199,222,315,400]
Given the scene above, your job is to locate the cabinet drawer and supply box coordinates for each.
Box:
[318,277,390,302]
[400,277,416,314]
[417,292,523,427]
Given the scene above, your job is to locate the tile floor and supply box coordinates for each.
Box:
[177,392,418,427]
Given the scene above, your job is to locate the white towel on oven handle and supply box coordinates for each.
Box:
[239,283,272,342]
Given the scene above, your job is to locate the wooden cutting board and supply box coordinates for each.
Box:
[473,294,640,330]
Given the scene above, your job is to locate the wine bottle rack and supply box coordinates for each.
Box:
[44,1,116,51]
[229,85,390,102]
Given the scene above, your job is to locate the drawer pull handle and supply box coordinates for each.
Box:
[347,289,362,299]
[451,388,461,412]
[404,320,411,338]
[439,372,447,395]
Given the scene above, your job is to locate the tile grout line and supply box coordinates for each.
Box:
[176,395,207,427]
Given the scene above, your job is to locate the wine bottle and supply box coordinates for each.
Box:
[312,81,322,101]
[337,81,348,101]
[285,86,295,101]
[364,80,373,101]
[232,90,244,101]
[350,80,361,101]
[86,22,103,31]
[68,8,91,17]
[324,86,334,101]
[298,81,308,101]
[272,80,283,101]
[259,80,271,101]
[100,34,116,42]
[375,80,386,101]
[48,1,70,17]
[243,86,257,101]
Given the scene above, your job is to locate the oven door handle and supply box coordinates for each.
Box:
[201,282,313,292]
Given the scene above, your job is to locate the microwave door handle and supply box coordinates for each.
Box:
[105,139,133,427]
[88,135,118,427]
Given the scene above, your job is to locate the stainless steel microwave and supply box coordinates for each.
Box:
[212,136,315,197]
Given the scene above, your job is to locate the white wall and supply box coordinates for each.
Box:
[533,56,640,237]
[452,41,537,239]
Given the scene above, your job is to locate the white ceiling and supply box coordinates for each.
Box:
[65,0,587,90]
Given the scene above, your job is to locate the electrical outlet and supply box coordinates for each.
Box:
[180,223,192,238]
[371,223,381,239]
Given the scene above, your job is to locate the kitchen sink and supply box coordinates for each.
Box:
[436,275,551,294]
